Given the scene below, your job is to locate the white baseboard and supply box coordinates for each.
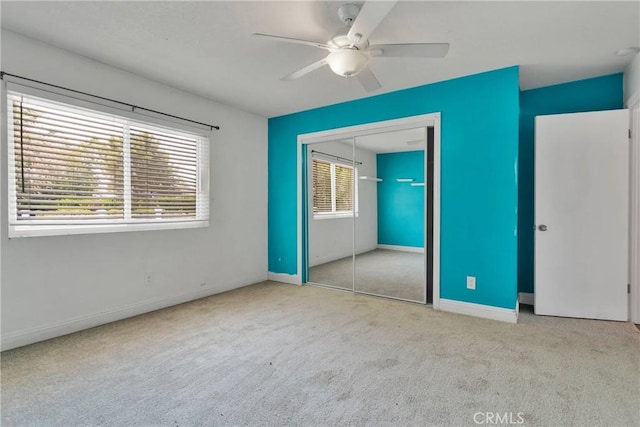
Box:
[1,274,267,352]
[518,292,534,306]
[377,244,424,253]
[439,298,518,324]
[267,272,301,285]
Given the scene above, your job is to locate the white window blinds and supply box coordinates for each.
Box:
[7,91,209,237]
[129,124,200,219]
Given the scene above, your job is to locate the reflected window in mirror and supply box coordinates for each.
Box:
[312,159,358,219]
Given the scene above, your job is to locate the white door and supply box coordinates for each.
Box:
[535,110,629,321]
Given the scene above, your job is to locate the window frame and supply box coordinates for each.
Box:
[311,157,358,220]
[4,82,211,238]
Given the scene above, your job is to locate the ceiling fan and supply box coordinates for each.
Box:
[252,1,449,92]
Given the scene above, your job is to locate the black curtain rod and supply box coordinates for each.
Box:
[0,71,220,131]
[311,149,363,165]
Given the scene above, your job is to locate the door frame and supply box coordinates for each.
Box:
[628,96,640,323]
[296,113,442,308]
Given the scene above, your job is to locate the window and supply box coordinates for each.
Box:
[312,158,357,218]
[7,91,209,238]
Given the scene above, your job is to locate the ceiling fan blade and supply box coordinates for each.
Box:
[370,43,450,58]
[347,1,397,44]
[356,66,381,92]
[252,33,330,50]
[281,58,328,81]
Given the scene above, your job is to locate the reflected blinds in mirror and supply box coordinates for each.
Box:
[334,164,354,212]
[313,159,332,213]
[312,158,354,215]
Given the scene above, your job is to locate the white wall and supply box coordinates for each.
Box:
[0,30,268,350]
[624,53,640,107]
[307,141,377,267]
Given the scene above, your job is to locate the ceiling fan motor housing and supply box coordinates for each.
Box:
[338,3,360,26]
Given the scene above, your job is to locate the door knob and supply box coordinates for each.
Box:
[538,224,548,231]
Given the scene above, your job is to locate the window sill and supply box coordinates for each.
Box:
[313,213,359,220]
[8,220,209,239]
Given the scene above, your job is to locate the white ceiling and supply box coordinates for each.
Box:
[333,127,427,153]
[359,127,426,153]
[1,1,638,118]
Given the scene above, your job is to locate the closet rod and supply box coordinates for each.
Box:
[311,150,362,165]
[0,71,221,131]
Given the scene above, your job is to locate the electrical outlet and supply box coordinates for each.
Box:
[466,276,476,290]
[144,273,153,287]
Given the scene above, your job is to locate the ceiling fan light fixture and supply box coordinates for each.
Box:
[326,49,369,77]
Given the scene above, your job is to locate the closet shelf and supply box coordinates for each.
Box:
[360,176,382,182]
[396,178,414,182]
[410,182,425,187]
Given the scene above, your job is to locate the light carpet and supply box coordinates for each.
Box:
[1,281,639,426]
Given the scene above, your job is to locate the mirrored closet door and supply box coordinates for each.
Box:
[305,127,432,305]
[354,128,427,303]
[306,140,355,291]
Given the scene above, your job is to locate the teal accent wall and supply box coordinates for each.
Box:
[518,74,623,294]
[269,66,520,310]
[377,151,424,248]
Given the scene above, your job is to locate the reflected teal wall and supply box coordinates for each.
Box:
[377,151,424,248]
[269,66,520,309]
[518,74,623,294]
